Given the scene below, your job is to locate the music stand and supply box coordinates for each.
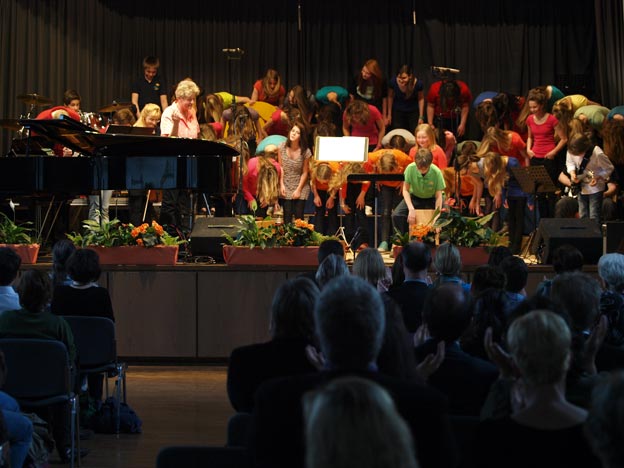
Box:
[510,165,558,259]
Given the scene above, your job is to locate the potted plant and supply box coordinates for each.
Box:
[67,218,185,265]
[391,208,502,265]
[0,212,40,264]
[222,215,335,265]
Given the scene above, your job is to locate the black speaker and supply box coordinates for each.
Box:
[190,217,241,261]
[534,218,603,265]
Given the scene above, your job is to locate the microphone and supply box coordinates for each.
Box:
[222,48,244,54]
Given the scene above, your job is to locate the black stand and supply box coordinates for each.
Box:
[347,173,404,251]
[510,165,557,259]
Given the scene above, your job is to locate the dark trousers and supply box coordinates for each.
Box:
[507,196,527,254]
[128,190,155,226]
[313,189,338,235]
[280,199,305,224]
[379,185,403,244]
[530,157,558,219]
[391,109,420,133]
[160,190,191,233]
[344,182,369,248]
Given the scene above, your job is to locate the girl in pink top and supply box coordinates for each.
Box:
[342,100,386,151]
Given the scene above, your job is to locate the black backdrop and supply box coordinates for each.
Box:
[0,0,621,151]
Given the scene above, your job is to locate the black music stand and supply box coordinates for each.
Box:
[510,165,558,259]
[347,173,405,250]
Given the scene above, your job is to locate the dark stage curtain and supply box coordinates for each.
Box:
[0,0,620,151]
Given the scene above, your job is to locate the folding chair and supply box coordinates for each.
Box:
[62,316,126,435]
[0,338,80,468]
[156,446,250,468]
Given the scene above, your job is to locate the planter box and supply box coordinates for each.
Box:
[392,245,490,267]
[0,244,40,264]
[87,245,179,265]
[223,245,319,266]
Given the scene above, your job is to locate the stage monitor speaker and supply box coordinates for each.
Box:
[534,218,602,265]
[604,221,624,254]
[190,217,241,261]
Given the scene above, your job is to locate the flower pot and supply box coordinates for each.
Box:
[0,244,40,264]
[223,245,320,266]
[87,245,179,265]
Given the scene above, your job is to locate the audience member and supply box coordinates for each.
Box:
[315,254,349,290]
[385,241,432,333]
[585,371,624,468]
[50,239,76,288]
[251,275,457,468]
[534,244,584,297]
[487,245,513,266]
[461,288,510,361]
[475,310,601,468]
[416,283,498,416]
[227,277,319,413]
[303,376,419,468]
[352,248,387,291]
[431,242,471,293]
[499,256,528,313]
[0,247,21,314]
[470,264,506,297]
[597,253,624,347]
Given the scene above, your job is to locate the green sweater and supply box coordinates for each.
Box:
[0,308,77,363]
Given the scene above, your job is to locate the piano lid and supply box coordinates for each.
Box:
[18,118,240,158]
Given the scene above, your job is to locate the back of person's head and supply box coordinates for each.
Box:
[315,254,349,289]
[314,275,385,369]
[51,239,76,286]
[112,108,136,126]
[303,376,419,468]
[16,270,51,313]
[507,309,571,386]
[461,288,509,359]
[552,244,584,274]
[423,283,472,342]
[433,242,462,277]
[598,253,624,293]
[488,245,513,266]
[470,264,505,296]
[66,249,102,284]
[318,239,345,263]
[352,248,386,288]
[390,255,405,289]
[585,371,624,468]
[0,247,21,286]
[388,134,407,151]
[401,241,431,274]
[499,256,528,293]
[270,277,319,342]
[377,298,420,381]
[551,271,601,332]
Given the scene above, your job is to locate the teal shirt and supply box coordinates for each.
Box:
[403,163,446,199]
[0,308,77,363]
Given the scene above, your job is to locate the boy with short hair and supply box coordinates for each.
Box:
[391,147,445,235]
[130,56,168,119]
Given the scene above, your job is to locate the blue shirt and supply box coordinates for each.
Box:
[0,286,20,314]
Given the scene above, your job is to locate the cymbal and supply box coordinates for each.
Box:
[17,93,53,106]
[0,119,23,131]
[98,102,133,113]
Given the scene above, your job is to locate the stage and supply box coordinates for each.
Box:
[24,260,598,361]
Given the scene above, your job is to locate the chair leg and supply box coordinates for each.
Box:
[70,395,77,468]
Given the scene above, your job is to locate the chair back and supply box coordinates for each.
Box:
[156,446,249,468]
[62,316,117,369]
[0,338,72,403]
[226,412,252,447]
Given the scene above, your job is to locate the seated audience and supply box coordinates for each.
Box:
[0,270,81,462]
[470,264,506,297]
[303,377,419,468]
[314,254,350,290]
[461,288,510,361]
[499,255,528,314]
[0,247,21,314]
[384,241,432,333]
[352,247,388,291]
[487,245,513,266]
[299,239,345,284]
[50,239,76,287]
[227,277,319,413]
[432,242,471,294]
[415,283,498,416]
[534,244,584,297]
[474,310,601,468]
[597,253,624,347]
[251,275,457,468]
[51,249,114,321]
[585,371,624,468]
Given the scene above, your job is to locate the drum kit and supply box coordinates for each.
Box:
[0,93,134,136]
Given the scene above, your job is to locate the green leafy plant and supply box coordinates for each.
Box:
[67,218,185,248]
[392,208,501,248]
[223,215,334,249]
[0,212,34,244]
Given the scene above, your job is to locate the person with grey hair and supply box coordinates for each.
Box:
[315,254,349,289]
[226,277,319,413]
[303,376,419,468]
[598,253,624,348]
[475,310,601,468]
[160,78,201,234]
[585,371,624,468]
[251,275,456,468]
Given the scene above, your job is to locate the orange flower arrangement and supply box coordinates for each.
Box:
[130,220,173,248]
[410,223,432,242]
[68,218,184,248]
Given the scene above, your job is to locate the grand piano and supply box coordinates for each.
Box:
[1,118,239,195]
